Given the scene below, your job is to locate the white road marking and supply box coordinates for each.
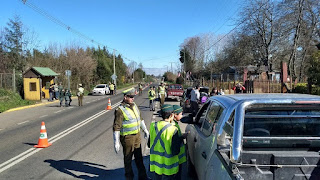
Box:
[39,115,48,118]
[54,110,62,114]
[86,102,90,104]
[17,121,29,125]
[0,100,123,174]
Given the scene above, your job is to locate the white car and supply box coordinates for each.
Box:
[92,84,110,95]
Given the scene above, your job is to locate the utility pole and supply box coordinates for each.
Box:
[169,62,175,73]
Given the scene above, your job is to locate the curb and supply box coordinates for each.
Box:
[4,100,59,113]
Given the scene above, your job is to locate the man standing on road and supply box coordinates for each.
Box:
[109,83,115,95]
[149,104,184,179]
[158,82,166,107]
[148,86,156,111]
[139,83,143,96]
[113,88,149,180]
[190,86,200,116]
[77,84,84,106]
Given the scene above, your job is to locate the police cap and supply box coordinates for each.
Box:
[173,105,183,114]
[161,104,173,113]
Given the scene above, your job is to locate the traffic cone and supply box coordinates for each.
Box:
[34,122,52,148]
[106,98,112,110]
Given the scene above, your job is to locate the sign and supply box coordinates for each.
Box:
[111,74,117,80]
[65,70,72,76]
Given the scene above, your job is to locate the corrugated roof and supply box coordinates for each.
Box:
[32,67,58,76]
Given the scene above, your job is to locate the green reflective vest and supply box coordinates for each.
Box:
[159,86,165,95]
[148,90,156,100]
[119,103,141,136]
[172,120,186,164]
[150,121,180,175]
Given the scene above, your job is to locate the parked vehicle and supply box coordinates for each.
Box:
[182,93,320,180]
[92,84,110,95]
[166,84,184,101]
[180,87,193,112]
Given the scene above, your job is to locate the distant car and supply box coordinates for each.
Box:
[166,84,184,101]
[180,87,193,112]
[182,93,320,180]
[92,84,110,95]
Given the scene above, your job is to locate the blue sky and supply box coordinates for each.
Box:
[0,0,243,75]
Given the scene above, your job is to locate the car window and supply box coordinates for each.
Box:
[201,101,223,136]
[195,101,211,128]
[95,85,105,88]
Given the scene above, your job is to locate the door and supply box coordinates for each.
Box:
[194,101,224,180]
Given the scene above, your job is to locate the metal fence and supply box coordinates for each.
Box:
[0,73,13,90]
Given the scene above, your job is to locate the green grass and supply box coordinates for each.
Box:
[0,89,35,113]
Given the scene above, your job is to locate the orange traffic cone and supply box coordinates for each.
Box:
[106,98,112,110]
[34,122,52,148]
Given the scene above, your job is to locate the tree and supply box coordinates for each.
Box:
[3,15,25,72]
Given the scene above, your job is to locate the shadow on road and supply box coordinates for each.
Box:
[44,159,123,179]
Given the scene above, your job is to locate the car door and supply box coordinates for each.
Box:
[194,101,224,180]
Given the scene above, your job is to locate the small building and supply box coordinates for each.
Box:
[23,67,58,101]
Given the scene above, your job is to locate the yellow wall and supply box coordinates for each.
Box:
[41,77,54,99]
[24,78,41,101]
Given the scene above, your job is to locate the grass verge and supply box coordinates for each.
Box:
[0,89,35,113]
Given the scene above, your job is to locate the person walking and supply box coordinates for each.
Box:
[77,84,84,106]
[109,83,115,95]
[149,104,184,179]
[148,86,156,111]
[190,86,200,116]
[113,88,149,180]
[158,82,166,107]
[59,88,65,107]
[64,89,71,107]
[138,83,143,96]
[172,105,187,180]
[53,83,59,100]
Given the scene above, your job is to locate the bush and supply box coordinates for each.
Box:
[292,83,308,94]
[0,88,34,113]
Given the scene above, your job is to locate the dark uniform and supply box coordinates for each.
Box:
[113,88,149,180]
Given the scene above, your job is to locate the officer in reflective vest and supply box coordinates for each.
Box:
[148,86,156,111]
[113,88,149,180]
[148,104,184,179]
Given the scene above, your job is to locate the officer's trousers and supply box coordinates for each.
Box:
[160,94,165,107]
[120,133,147,180]
[149,99,155,111]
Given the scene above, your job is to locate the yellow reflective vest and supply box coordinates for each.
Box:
[118,103,141,136]
[150,121,180,175]
[159,86,165,95]
[148,89,156,100]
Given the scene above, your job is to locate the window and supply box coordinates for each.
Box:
[201,102,223,136]
[195,102,210,128]
[30,82,37,91]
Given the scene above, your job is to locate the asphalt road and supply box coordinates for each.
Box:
[0,84,196,180]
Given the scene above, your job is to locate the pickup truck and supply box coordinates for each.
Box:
[166,84,184,101]
[182,93,320,180]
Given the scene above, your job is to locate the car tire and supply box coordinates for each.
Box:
[186,146,196,177]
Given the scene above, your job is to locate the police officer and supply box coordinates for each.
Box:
[113,88,149,180]
[77,84,84,106]
[158,82,166,107]
[149,104,184,179]
[64,89,71,107]
[138,83,143,96]
[148,86,156,111]
[109,83,115,95]
[59,88,65,107]
[172,105,187,180]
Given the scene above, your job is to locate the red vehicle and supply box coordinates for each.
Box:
[166,84,184,101]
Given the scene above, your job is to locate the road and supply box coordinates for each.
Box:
[0,84,195,179]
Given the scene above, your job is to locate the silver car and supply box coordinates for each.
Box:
[182,93,320,180]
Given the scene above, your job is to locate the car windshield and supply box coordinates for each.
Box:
[95,85,105,88]
[199,88,209,93]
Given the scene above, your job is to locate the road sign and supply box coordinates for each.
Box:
[111,74,117,80]
[65,70,71,76]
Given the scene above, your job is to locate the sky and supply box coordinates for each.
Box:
[0,0,244,76]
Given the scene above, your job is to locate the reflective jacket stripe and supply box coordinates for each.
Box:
[119,103,141,136]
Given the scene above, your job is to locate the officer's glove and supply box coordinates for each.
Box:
[140,120,149,139]
[113,131,120,154]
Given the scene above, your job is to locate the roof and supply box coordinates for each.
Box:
[32,67,58,76]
